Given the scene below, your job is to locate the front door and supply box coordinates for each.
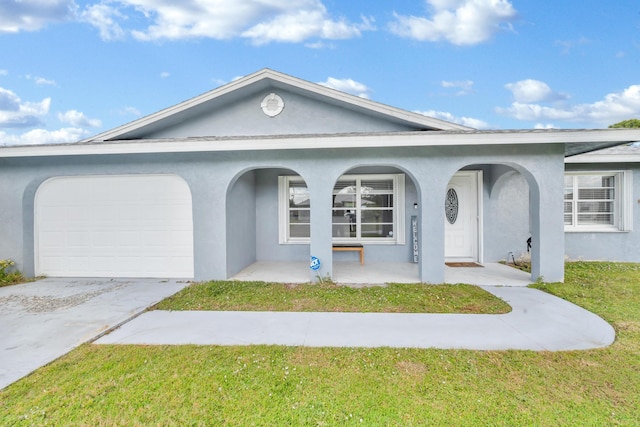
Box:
[445,171,481,262]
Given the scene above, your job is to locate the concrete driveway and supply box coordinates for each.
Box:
[0,278,188,389]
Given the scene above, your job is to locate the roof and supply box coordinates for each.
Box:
[565,143,640,163]
[83,68,470,142]
[2,128,640,158]
[2,68,639,158]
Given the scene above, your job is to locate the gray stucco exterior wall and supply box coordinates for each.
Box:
[0,142,566,283]
[564,162,640,262]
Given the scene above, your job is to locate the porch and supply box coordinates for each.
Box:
[231,261,532,287]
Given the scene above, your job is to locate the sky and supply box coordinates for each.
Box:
[1,0,639,145]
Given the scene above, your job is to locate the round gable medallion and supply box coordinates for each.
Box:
[261,93,284,117]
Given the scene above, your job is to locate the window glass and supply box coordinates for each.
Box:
[564,173,620,230]
[286,179,310,239]
[331,176,398,241]
[289,182,310,208]
[289,224,310,238]
[281,174,404,244]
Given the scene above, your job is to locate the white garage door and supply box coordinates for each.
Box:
[35,174,194,278]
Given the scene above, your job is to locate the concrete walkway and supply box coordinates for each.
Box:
[0,270,616,391]
[96,285,615,351]
[0,278,189,389]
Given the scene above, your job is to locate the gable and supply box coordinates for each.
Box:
[85,69,469,142]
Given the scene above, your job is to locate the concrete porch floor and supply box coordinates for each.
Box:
[231,261,532,287]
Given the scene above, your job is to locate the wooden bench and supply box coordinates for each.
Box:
[332,244,364,265]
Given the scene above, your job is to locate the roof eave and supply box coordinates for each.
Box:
[4,128,640,158]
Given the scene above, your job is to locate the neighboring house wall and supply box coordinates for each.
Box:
[564,162,640,261]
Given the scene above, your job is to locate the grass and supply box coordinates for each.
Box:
[153,281,511,314]
[1,262,639,425]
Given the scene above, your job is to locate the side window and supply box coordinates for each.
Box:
[564,171,632,231]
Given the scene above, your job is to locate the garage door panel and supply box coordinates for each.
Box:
[36,175,194,278]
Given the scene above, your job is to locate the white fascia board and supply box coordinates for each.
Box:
[565,154,640,163]
[82,70,273,142]
[3,129,640,158]
[269,72,470,131]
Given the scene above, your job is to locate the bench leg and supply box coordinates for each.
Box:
[360,249,364,265]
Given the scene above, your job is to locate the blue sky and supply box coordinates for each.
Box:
[1,0,639,145]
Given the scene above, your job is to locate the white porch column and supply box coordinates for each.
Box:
[418,180,446,283]
[307,176,334,282]
[529,161,565,282]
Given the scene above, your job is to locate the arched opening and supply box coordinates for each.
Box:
[485,167,532,265]
[443,162,540,283]
[330,165,421,283]
[226,167,310,281]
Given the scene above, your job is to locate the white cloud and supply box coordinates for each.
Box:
[0,127,90,146]
[304,41,336,49]
[35,77,56,86]
[0,0,76,33]
[416,110,490,129]
[79,3,126,41]
[58,110,102,128]
[0,87,99,145]
[554,37,590,55]
[83,0,373,44]
[26,74,57,86]
[117,106,142,116]
[243,10,374,45]
[505,79,568,103]
[317,77,372,98]
[534,123,557,129]
[497,84,640,127]
[160,72,170,79]
[441,80,474,96]
[0,87,50,128]
[389,0,517,45]
[0,69,8,76]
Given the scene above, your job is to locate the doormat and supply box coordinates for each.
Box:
[445,262,483,267]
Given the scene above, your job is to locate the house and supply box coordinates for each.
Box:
[1,69,639,284]
[564,144,640,261]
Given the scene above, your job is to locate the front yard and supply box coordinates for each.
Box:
[1,262,639,425]
[153,281,511,313]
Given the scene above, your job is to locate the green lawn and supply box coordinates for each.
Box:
[153,281,511,313]
[1,262,639,426]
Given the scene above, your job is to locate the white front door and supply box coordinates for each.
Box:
[445,171,482,262]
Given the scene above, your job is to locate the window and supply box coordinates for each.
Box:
[564,171,632,232]
[279,174,405,244]
[279,176,310,243]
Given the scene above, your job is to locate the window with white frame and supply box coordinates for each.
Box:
[279,176,310,243]
[564,171,633,232]
[279,174,405,244]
